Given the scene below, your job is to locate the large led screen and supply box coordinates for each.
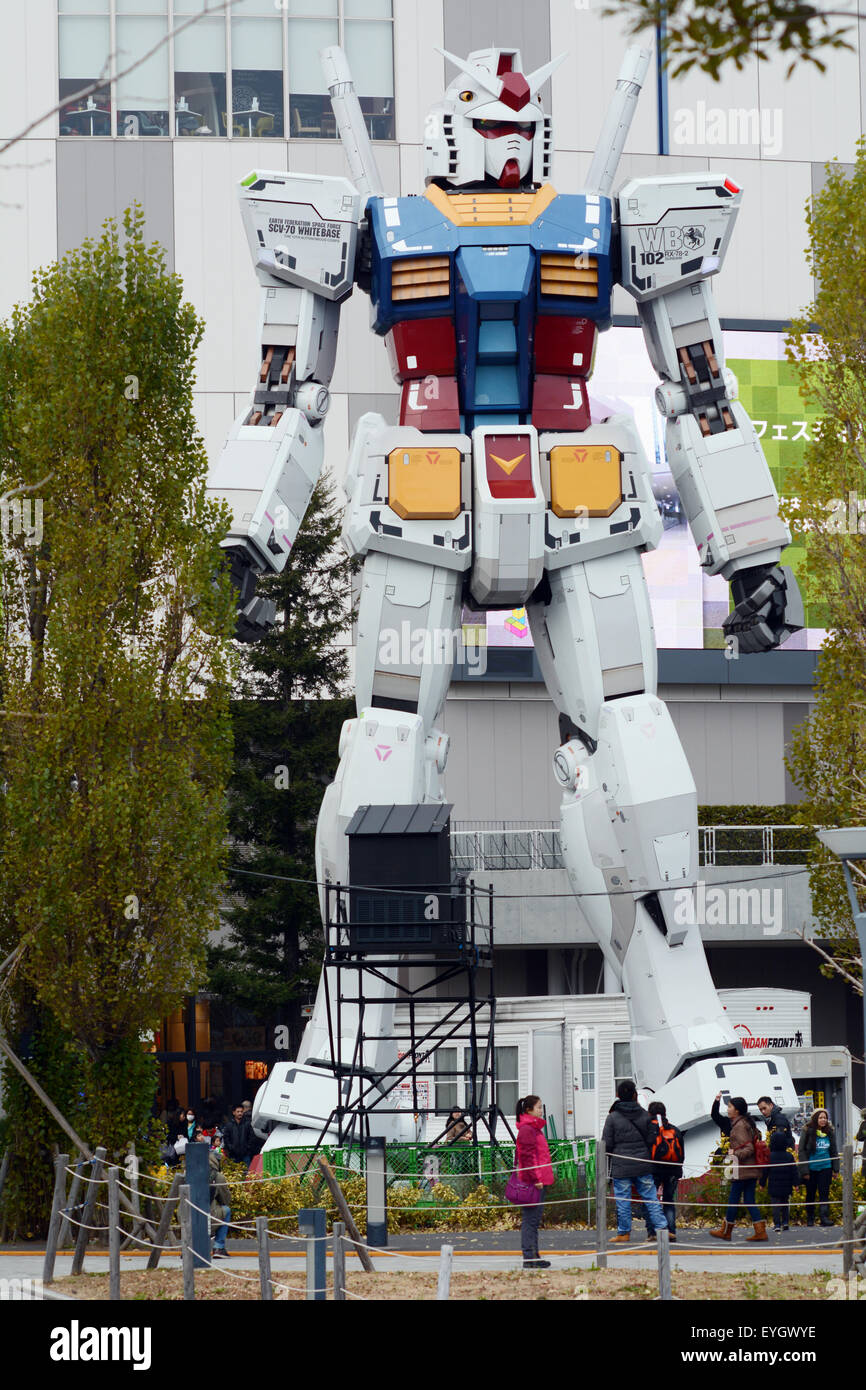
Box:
[468,328,825,652]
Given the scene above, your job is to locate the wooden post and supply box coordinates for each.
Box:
[595,1137,608,1270]
[108,1166,121,1302]
[146,1171,182,1271]
[179,1184,195,1301]
[656,1225,672,1301]
[43,1153,70,1285]
[256,1216,273,1301]
[316,1157,374,1272]
[333,1220,346,1302]
[59,1159,85,1249]
[437,1243,454,1300]
[843,1143,854,1278]
[71,1146,106,1276]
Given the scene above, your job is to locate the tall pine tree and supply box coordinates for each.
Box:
[208,474,358,1056]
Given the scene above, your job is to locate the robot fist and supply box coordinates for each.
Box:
[226,546,277,644]
[723,564,804,655]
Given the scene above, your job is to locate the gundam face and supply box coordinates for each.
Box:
[424,46,563,189]
[473,115,536,187]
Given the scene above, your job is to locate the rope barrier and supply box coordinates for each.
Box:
[58,1211,106,1233]
[115,1177,173,1203]
[59,1148,864,1268]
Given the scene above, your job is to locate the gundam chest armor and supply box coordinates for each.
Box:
[209,44,805,1156]
[359,178,655,611]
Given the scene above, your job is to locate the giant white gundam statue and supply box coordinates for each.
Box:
[208,44,803,1159]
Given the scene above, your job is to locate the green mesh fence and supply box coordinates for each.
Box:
[262,1137,596,1215]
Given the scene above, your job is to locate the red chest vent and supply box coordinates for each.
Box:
[484,434,535,499]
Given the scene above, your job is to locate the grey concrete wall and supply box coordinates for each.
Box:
[443,0,552,98]
[442,684,815,817]
[56,139,175,267]
[483,864,818,949]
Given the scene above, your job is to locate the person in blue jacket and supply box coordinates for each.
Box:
[799,1109,839,1228]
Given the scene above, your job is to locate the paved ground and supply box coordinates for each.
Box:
[0,1224,848,1283]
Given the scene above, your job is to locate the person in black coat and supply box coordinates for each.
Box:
[601,1080,669,1243]
[757,1096,793,1146]
[222,1104,252,1167]
[711,1091,733,1136]
[758,1126,797,1232]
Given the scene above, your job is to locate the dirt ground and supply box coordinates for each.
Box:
[53,1267,838,1301]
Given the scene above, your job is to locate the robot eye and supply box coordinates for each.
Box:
[459,90,474,102]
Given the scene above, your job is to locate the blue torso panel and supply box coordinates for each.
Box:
[366,187,613,432]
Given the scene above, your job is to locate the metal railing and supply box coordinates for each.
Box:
[450,822,815,872]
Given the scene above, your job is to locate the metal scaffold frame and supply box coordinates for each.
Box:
[311,877,513,1151]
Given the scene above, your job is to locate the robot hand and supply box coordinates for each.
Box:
[225,545,277,644]
[723,563,804,655]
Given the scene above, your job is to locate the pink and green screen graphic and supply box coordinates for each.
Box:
[465,328,823,652]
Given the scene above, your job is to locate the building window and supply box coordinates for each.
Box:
[174,15,226,136]
[287,0,394,140]
[344,5,394,140]
[462,1044,488,1113]
[58,0,395,140]
[494,1045,519,1119]
[579,1035,596,1091]
[432,1044,517,1119]
[613,1041,633,1090]
[434,1047,459,1113]
[116,9,170,137]
[231,0,284,137]
[58,4,112,137]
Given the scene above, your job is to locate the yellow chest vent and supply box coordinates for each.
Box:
[540,253,598,299]
[425,182,557,227]
[391,255,451,302]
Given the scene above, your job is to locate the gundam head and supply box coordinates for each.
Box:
[425,47,565,190]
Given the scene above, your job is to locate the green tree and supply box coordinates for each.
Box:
[0,207,237,1226]
[208,475,357,1058]
[783,145,866,997]
[607,0,858,79]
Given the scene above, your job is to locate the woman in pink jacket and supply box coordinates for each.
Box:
[515,1095,555,1269]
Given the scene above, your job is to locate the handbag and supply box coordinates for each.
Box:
[505,1170,542,1206]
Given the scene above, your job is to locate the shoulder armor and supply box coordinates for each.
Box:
[617,173,741,302]
[239,169,361,302]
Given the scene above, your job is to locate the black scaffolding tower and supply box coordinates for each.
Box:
[314,803,510,1149]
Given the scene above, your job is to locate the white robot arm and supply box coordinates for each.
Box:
[618,174,804,653]
[207,169,361,640]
